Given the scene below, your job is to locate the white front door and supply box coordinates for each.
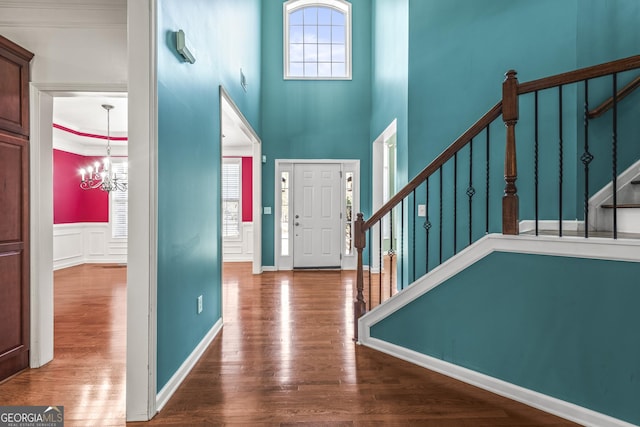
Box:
[293,163,342,268]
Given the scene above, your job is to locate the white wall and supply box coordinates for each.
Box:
[0,1,127,85]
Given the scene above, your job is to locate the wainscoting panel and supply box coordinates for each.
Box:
[53,226,84,269]
[53,223,127,270]
[223,222,253,262]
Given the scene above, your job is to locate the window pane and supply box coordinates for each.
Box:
[303,25,317,43]
[303,7,317,25]
[222,160,241,238]
[304,62,318,77]
[332,44,345,62]
[304,44,317,61]
[285,3,350,80]
[289,62,304,77]
[318,25,331,43]
[111,162,128,239]
[290,25,303,43]
[223,201,240,237]
[318,62,331,77]
[318,44,331,62]
[332,26,345,44]
[332,9,345,25]
[318,7,331,25]
[290,9,303,25]
[332,62,345,77]
[345,172,353,255]
[281,172,289,257]
[290,43,303,62]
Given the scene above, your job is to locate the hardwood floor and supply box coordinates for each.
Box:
[0,263,577,426]
[0,264,126,426]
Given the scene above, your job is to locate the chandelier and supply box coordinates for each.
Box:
[79,104,127,192]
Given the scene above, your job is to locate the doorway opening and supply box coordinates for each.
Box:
[219,87,262,274]
[52,94,128,270]
[275,159,359,270]
[371,119,397,277]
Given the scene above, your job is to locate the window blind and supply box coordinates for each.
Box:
[222,160,241,238]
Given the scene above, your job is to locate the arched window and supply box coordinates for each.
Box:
[284,0,352,80]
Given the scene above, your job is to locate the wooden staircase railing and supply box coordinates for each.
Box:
[354,54,640,340]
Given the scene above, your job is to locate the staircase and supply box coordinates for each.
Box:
[352,56,640,427]
[599,169,640,234]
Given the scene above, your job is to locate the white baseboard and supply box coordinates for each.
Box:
[519,220,584,233]
[361,337,636,427]
[261,266,277,272]
[156,318,223,412]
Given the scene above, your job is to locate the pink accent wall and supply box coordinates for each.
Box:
[53,149,109,224]
[242,157,253,222]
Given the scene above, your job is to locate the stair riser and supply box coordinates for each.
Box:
[597,208,640,233]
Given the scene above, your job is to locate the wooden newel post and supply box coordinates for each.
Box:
[502,70,519,235]
[353,213,366,341]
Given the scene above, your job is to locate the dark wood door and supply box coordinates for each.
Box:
[0,35,33,381]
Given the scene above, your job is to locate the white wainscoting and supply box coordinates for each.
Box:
[53,223,127,270]
[223,222,253,262]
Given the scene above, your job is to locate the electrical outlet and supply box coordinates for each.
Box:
[197,295,203,314]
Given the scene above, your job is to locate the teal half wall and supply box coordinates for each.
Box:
[370,252,640,425]
[260,0,372,266]
[156,0,261,391]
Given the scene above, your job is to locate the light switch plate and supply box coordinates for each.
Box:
[264,206,272,215]
[418,204,426,217]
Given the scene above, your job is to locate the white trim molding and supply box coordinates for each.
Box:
[363,338,637,427]
[126,0,157,421]
[156,319,223,412]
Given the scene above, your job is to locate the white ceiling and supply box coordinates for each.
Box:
[52,93,254,155]
[53,94,128,150]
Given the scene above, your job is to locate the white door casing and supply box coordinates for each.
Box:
[275,160,359,271]
[293,163,342,268]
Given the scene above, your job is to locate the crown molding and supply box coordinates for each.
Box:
[0,1,126,11]
[0,1,126,29]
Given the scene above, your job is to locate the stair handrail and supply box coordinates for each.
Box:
[363,102,503,230]
[353,54,640,340]
[588,74,640,119]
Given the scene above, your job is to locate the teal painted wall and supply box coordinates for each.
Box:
[156,0,261,391]
[371,0,408,188]
[407,0,580,277]
[371,252,640,425]
[371,0,409,279]
[260,0,372,266]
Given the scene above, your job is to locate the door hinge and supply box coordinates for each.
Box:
[340,171,343,178]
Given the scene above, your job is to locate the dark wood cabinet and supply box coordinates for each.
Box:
[0,34,33,382]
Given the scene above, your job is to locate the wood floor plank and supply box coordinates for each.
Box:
[0,262,578,426]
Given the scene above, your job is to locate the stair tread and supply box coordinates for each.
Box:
[602,203,640,208]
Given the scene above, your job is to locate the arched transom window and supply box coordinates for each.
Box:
[284,0,352,80]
